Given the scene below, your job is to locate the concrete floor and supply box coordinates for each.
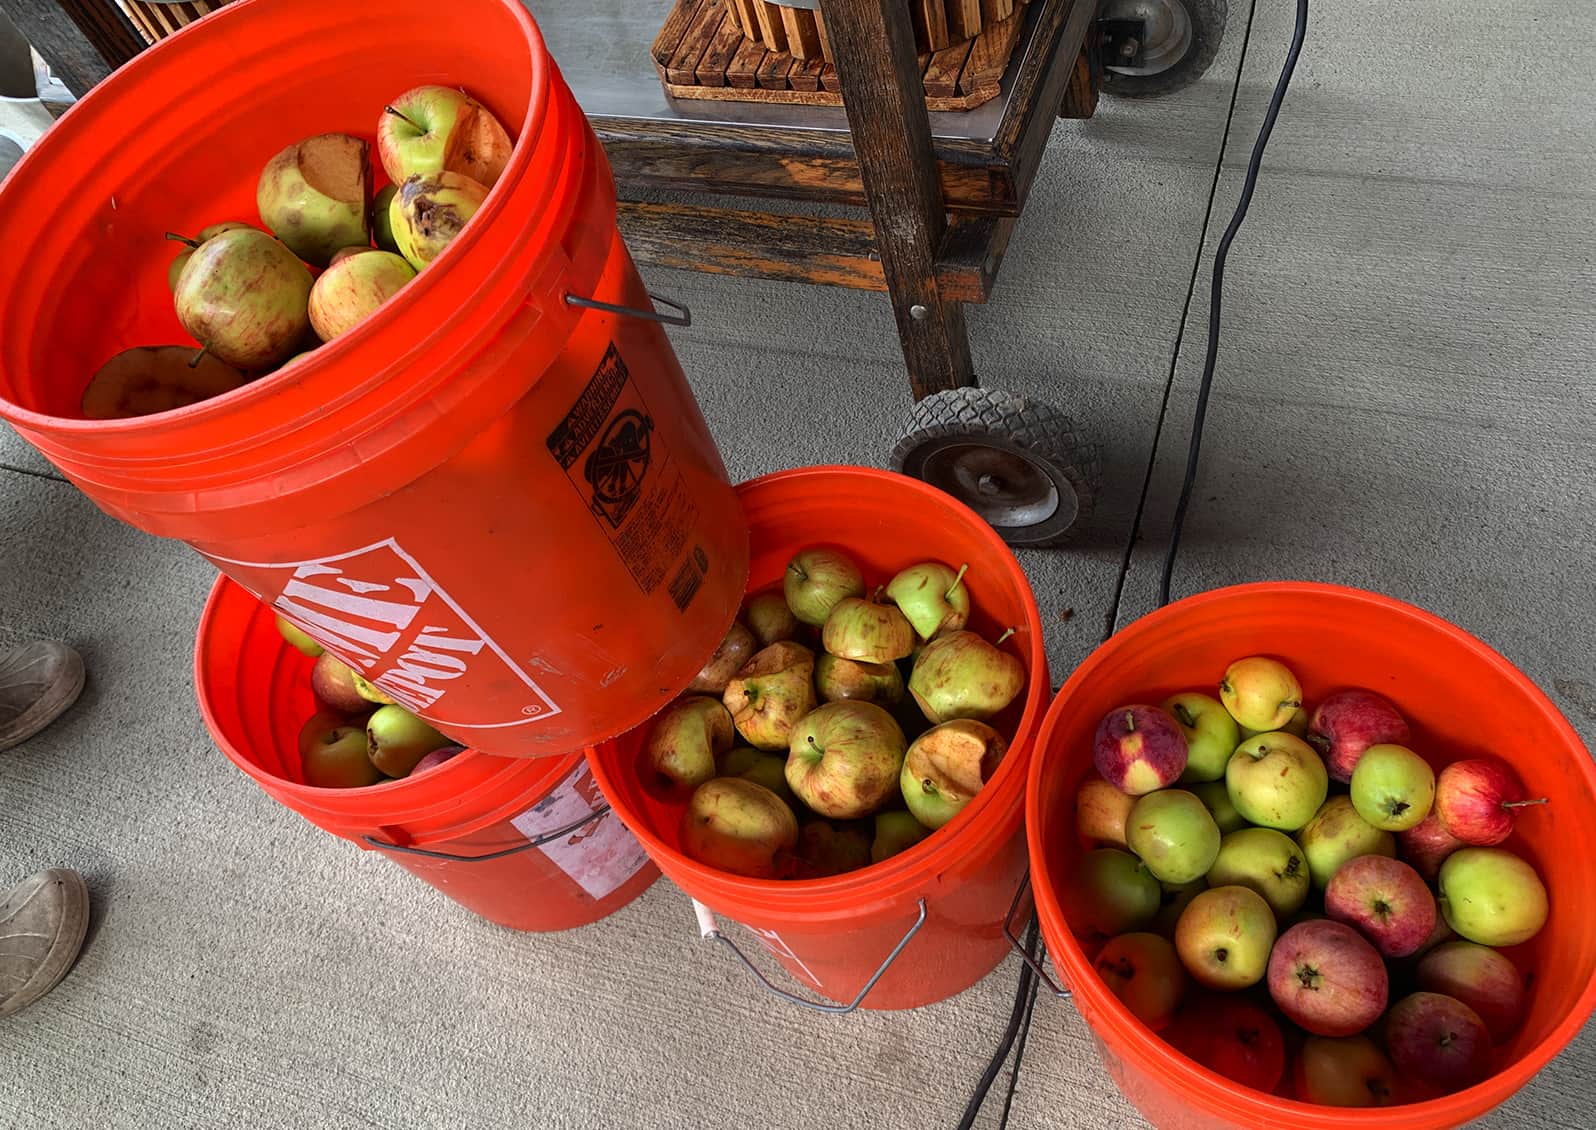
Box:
[3,1,1595,1127]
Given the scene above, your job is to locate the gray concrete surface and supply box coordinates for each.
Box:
[3,1,1594,1127]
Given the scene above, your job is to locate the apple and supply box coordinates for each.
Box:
[1397,812,1466,883]
[78,345,244,420]
[1092,705,1188,796]
[352,672,396,705]
[1219,656,1302,732]
[1207,827,1310,918]
[1173,886,1276,990]
[1266,920,1388,1037]
[1434,757,1547,846]
[1350,744,1435,832]
[1191,780,1246,834]
[1293,1035,1396,1107]
[899,719,1006,830]
[822,594,916,664]
[679,777,798,879]
[643,696,735,792]
[1415,941,1526,1044]
[719,746,798,809]
[1296,795,1396,889]
[1225,733,1327,832]
[378,85,514,189]
[884,561,970,640]
[256,133,371,267]
[1077,777,1136,849]
[307,250,415,341]
[1239,706,1309,740]
[298,711,381,788]
[1384,992,1495,1093]
[1163,692,1240,784]
[794,819,873,878]
[1125,790,1220,884]
[783,546,865,626]
[908,630,1025,724]
[723,642,817,750]
[372,184,400,254]
[275,614,323,657]
[1438,847,1549,947]
[174,227,313,369]
[1307,688,1410,783]
[165,222,254,291]
[412,744,464,775]
[1324,855,1436,958]
[366,704,451,777]
[687,620,758,695]
[309,653,370,714]
[1094,932,1187,1030]
[871,811,931,863]
[1166,995,1285,1093]
[745,592,799,646]
[1411,914,1457,961]
[1152,879,1206,938]
[327,246,375,266]
[389,171,489,269]
[1076,849,1161,938]
[786,701,906,819]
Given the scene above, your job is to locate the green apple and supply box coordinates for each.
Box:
[783,546,864,626]
[256,133,372,267]
[1076,848,1161,938]
[816,654,904,705]
[899,719,1006,829]
[1239,705,1310,740]
[1350,744,1435,832]
[679,778,797,878]
[389,171,488,268]
[822,595,915,663]
[377,85,514,189]
[173,227,313,369]
[723,642,817,750]
[1295,795,1396,889]
[1163,692,1240,783]
[352,672,396,705]
[1225,733,1328,832]
[884,561,970,641]
[719,746,798,809]
[1192,780,1246,834]
[794,819,873,878]
[908,630,1025,724]
[786,701,906,819]
[745,592,800,647]
[1207,827,1310,918]
[1174,885,1277,990]
[365,704,450,777]
[372,184,400,254]
[643,696,735,792]
[1219,655,1302,732]
[871,811,932,863]
[1438,847,1549,947]
[274,614,323,658]
[307,250,415,341]
[1125,790,1221,885]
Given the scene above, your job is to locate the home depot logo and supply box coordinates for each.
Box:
[210,538,560,731]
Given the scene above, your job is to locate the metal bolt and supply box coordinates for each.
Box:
[977,474,1004,496]
[1120,36,1141,58]
[910,304,929,320]
[983,254,998,274]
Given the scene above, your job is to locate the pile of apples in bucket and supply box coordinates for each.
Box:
[641,546,1025,879]
[79,86,512,419]
[1075,658,1548,1106]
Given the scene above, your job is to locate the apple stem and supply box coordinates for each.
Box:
[188,346,208,369]
[384,105,425,131]
[872,584,887,604]
[1503,798,1549,808]
[944,564,969,600]
[995,627,1016,646]
[164,231,199,248]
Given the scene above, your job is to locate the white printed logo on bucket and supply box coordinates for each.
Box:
[509,762,652,901]
[210,538,560,730]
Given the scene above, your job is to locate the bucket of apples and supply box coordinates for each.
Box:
[1025,582,1596,1129]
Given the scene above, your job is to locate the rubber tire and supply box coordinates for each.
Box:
[1103,0,1228,100]
[891,387,1100,549]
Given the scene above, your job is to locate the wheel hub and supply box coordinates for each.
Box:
[1100,0,1193,77]
[920,442,1068,529]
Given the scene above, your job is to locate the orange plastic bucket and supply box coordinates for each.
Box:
[194,573,659,931]
[0,0,747,759]
[1027,582,1596,1128]
[587,466,1049,1010]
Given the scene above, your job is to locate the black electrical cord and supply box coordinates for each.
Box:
[956,1,1311,1125]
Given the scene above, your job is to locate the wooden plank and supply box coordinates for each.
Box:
[3,0,145,95]
[819,62,841,93]
[959,9,1023,96]
[118,3,161,44]
[789,56,826,92]
[998,0,1095,206]
[752,0,788,53]
[814,10,832,62]
[936,215,1015,303]
[1058,41,1099,119]
[725,35,768,88]
[696,8,745,87]
[757,48,794,89]
[666,0,725,85]
[946,0,983,42]
[780,5,821,60]
[727,0,760,37]
[921,39,973,99]
[652,0,703,66]
[981,0,1015,22]
[817,0,973,399]
[911,0,951,53]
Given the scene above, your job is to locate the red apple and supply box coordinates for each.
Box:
[1324,855,1437,958]
[1434,757,1548,846]
[1415,941,1526,1044]
[1267,920,1388,1037]
[1307,689,1410,783]
[1398,812,1466,884]
[1293,1035,1397,1107]
[1076,776,1135,849]
[1093,932,1187,1030]
[1384,992,1495,1093]
[1092,704,1188,796]
[310,653,371,715]
[1166,994,1285,1093]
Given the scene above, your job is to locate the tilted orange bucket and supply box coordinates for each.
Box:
[0,0,747,758]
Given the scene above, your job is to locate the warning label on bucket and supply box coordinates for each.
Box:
[510,761,651,901]
[547,343,705,605]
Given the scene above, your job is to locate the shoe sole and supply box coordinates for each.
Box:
[0,650,86,753]
[0,869,89,1017]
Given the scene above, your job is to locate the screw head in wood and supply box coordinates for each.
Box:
[910,304,929,320]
